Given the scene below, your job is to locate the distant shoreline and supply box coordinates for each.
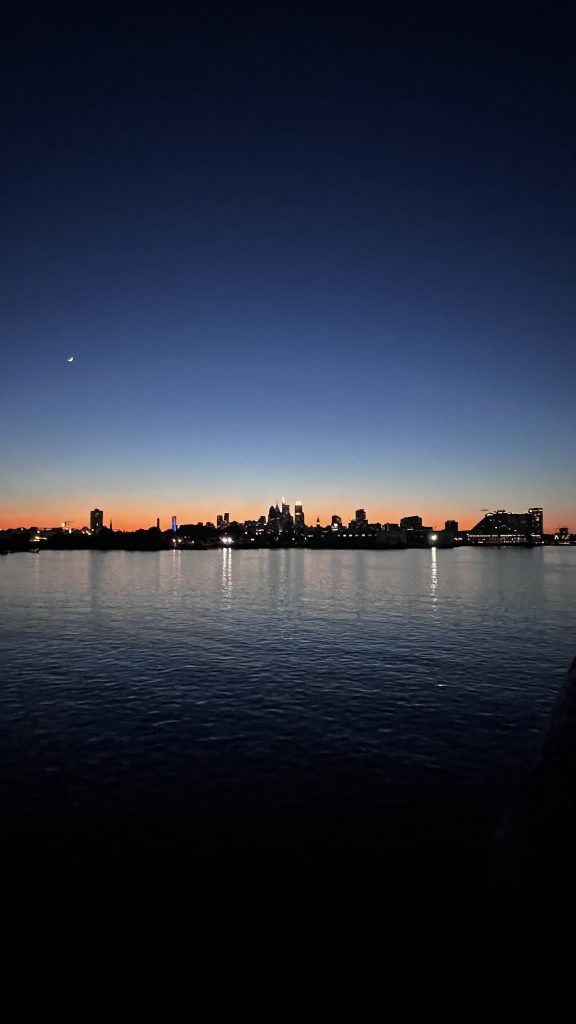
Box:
[2,539,574,555]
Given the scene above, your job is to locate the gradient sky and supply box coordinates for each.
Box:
[1,6,575,531]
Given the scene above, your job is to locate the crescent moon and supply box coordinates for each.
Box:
[67,357,74,363]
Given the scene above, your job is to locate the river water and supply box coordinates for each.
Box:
[1,547,575,991]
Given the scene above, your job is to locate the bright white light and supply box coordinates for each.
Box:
[67,356,74,363]
[431,534,438,542]
[222,536,233,545]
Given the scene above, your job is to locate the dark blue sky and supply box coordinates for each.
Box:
[2,5,575,529]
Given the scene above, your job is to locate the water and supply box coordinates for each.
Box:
[1,547,574,813]
[2,547,575,989]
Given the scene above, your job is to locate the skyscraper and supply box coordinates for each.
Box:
[294,501,305,528]
[528,508,543,536]
[90,508,103,533]
[355,509,367,523]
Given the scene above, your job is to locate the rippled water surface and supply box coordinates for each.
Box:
[1,547,575,833]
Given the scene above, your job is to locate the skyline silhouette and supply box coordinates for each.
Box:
[1,498,567,537]
[2,9,575,532]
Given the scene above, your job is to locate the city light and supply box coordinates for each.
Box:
[1,502,560,553]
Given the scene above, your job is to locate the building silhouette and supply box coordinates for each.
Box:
[90,508,103,533]
[528,508,543,535]
[468,508,544,545]
[267,504,280,528]
[400,516,423,530]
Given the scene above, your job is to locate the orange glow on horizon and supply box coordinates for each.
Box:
[0,502,571,534]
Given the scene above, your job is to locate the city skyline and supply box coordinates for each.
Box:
[2,10,575,535]
[1,496,569,535]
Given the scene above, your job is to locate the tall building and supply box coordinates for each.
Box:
[445,520,459,534]
[172,515,178,532]
[355,508,367,523]
[294,501,305,528]
[90,508,103,533]
[223,512,230,526]
[217,515,224,529]
[331,514,342,530]
[528,508,543,536]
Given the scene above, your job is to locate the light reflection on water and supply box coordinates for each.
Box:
[430,547,438,605]
[221,547,233,606]
[0,547,575,821]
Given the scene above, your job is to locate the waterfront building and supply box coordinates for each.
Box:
[468,508,544,545]
[90,508,103,533]
[400,516,423,530]
[294,502,305,528]
[528,508,543,535]
[376,526,407,548]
